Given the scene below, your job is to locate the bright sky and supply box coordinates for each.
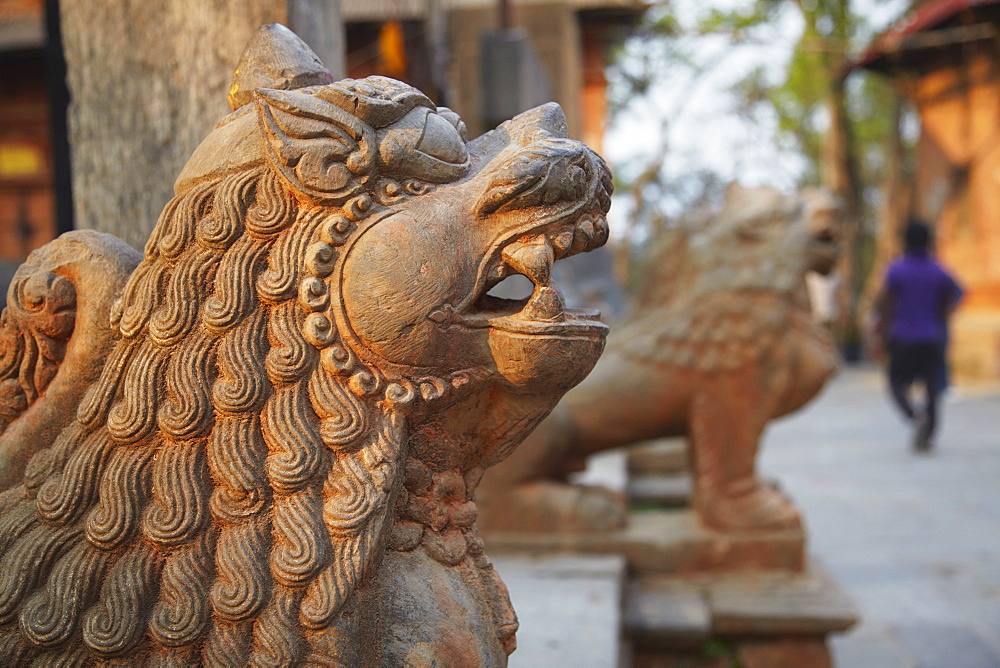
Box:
[604,0,911,235]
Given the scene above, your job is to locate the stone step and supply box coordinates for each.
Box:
[625,579,711,650]
[493,554,629,668]
[485,508,806,575]
[628,473,692,508]
[626,560,858,667]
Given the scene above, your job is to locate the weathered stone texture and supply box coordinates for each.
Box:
[0,25,611,664]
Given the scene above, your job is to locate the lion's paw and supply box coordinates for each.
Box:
[697,481,802,532]
[482,480,628,533]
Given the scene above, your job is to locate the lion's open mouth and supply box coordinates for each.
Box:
[808,228,840,275]
[458,210,609,334]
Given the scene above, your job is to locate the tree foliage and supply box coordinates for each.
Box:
[607,0,914,326]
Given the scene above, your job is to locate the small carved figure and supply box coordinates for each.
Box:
[479,185,841,533]
[0,25,611,665]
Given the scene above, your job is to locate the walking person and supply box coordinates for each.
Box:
[876,219,963,452]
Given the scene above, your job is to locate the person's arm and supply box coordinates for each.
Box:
[946,273,963,312]
[936,270,963,326]
[875,269,897,346]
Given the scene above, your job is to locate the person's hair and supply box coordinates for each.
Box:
[904,218,932,251]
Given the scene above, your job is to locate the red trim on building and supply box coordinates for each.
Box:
[854,0,1000,70]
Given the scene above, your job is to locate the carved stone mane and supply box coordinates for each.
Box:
[619,185,841,373]
[0,112,412,668]
[0,25,611,664]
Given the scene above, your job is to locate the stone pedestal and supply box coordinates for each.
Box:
[627,563,855,667]
[484,439,858,666]
[486,510,807,575]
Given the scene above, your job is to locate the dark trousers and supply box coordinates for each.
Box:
[888,340,943,439]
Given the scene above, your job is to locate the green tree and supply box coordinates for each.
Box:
[608,0,914,340]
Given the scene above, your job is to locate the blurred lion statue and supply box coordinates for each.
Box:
[479,184,841,533]
[0,25,611,665]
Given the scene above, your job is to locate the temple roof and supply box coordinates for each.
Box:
[855,0,1000,72]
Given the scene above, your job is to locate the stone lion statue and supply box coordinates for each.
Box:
[0,25,611,665]
[479,184,840,534]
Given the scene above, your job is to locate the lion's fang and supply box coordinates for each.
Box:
[522,286,566,321]
[501,235,553,287]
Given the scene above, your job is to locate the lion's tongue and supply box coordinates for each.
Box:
[522,286,565,321]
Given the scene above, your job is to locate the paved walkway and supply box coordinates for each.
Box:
[497,554,626,667]
[760,366,1000,668]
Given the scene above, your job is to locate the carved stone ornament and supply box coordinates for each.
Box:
[479,185,841,534]
[0,24,611,665]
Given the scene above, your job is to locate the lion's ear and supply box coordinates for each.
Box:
[255,88,377,203]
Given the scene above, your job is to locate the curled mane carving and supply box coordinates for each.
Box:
[0,23,615,664]
[0,91,435,664]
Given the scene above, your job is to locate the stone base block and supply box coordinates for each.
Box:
[737,637,833,668]
[633,638,832,668]
[484,508,805,574]
[626,561,856,667]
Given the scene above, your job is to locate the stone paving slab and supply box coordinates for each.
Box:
[627,473,692,507]
[894,623,1000,668]
[494,554,627,668]
[759,366,1000,667]
[707,562,857,636]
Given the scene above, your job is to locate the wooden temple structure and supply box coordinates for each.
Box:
[858,0,1000,381]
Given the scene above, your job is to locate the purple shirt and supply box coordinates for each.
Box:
[885,251,963,344]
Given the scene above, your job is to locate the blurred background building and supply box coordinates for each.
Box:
[341,0,642,151]
[0,0,64,294]
[0,0,638,252]
[858,0,1000,381]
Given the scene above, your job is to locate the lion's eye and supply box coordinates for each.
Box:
[736,224,765,241]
